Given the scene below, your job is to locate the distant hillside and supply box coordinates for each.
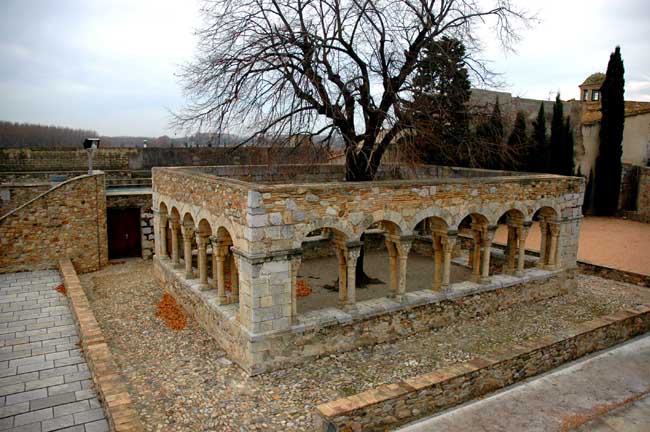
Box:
[0,121,98,148]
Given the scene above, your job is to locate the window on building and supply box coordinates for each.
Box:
[583,89,589,101]
[591,90,600,101]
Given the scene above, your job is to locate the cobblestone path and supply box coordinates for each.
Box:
[0,270,108,432]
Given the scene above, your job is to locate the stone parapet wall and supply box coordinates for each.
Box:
[578,260,650,287]
[0,182,51,217]
[0,147,329,172]
[155,255,571,375]
[0,172,108,273]
[634,166,650,222]
[58,258,144,431]
[315,304,650,431]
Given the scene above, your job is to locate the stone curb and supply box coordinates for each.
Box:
[315,304,650,431]
[58,258,144,432]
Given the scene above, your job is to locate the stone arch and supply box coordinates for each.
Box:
[496,208,526,225]
[170,206,181,223]
[197,218,212,237]
[531,201,561,221]
[453,205,492,230]
[158,201,168,216]
[409,207,454,233]
[361,210,408,237]
[294,218,354,248]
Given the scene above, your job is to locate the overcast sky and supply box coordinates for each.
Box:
[0,0,648,137]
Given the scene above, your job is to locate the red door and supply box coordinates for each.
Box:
[107,208,142,259]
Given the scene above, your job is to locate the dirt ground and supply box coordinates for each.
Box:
[81,260,650,431]
[297,251,471,313]
[494,216,650,276]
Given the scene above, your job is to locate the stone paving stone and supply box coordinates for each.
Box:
[41,414,74,432]
[13,407,53,426]
[84,419,109,432]
[0,272,106,432]
[47,383,81,397]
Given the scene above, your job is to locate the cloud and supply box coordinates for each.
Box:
[0,0,649,135]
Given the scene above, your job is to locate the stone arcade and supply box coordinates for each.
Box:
[152,164,584,375]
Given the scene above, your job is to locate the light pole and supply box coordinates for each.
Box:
[83,138,100,175]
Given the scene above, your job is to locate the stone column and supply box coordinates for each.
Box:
[384,239,398,297]
[230,252,239,301]
[171,220,181,268]
[182,224,195,279]
[196,233,209,288]
[547,222,561,269]
[334,247,348,306]
[158,212,169,259]
[209,236,218,290]
[480,226,496,282]
[345,247,361,310]
[432,233,443,291]
[506,225,517,274]
[470,225,483,281]
[214,245,228,304]
[290,255,302,323]
[441,231,457,291]
[538,219,548,268]
[395,238,412,301]
[516,223,531,276]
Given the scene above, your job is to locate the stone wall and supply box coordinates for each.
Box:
[634,166,650,222]
[0,182,52,217]
[0,172,108,273]
[106,193,155,259]
[155,255,572,375]
[315,304,650,431]
[0,147,329,172]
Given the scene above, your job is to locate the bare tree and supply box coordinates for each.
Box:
[175,0,530,180]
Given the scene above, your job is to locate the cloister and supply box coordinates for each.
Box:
[152,164,584,374]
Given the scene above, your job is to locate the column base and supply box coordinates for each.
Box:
[197,283,210,291]
[515,270,525,277]
[218,295,227,305]
[470,274,482,283]
[342,303,358,313]
[480,276,491,284]
[173,262,183,270]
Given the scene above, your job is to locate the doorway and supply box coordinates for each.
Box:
[107,208,142,259]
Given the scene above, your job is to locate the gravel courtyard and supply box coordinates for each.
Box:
[80,260,650,431]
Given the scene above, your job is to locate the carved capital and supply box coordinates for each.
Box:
[346,247,361,264]
[181,225,195,241]
[548,222,561,237]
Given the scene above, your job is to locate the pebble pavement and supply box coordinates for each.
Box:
[81,260,650,431]
[0,270,108,432]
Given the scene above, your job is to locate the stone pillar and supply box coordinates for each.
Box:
[516,223,531,275]
[171,220,181,268]
[209,237,218,290]
[470,225,483,281]
[158,212,169,259]
[432,233,443,291]
[547,222,561,269]
[230,252,239,301]
[395,238,412,301]
[345,247,361,310]
[506,225,517,274]
[290,255,302,323]
[334,247,348,306]
[196,233,209,288]
[384,239,398,297]
[182,224,195,279]
[538,219,548,268]
[480,226,496,282]
[442,231,457,291]
[214,245,228,304]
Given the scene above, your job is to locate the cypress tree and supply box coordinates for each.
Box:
[530,103,548,172]
[594,46,625,215]
[507,111,527,170]
[549,93,564,174]
[476,97,505,169]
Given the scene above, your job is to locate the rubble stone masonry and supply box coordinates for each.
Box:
[0,172,108,273]
[152,164,585,374]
